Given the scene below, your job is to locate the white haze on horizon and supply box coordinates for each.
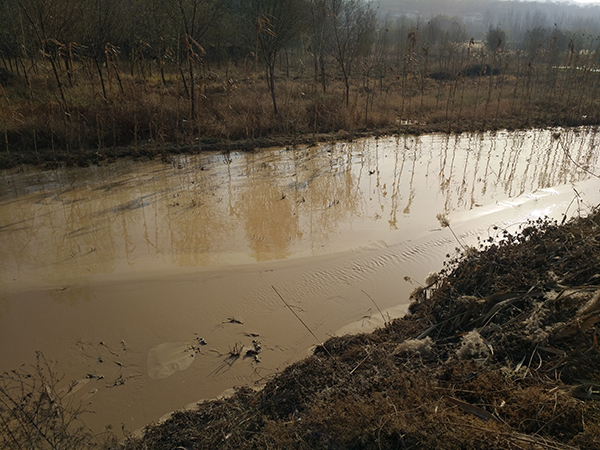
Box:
[542,0,600,4]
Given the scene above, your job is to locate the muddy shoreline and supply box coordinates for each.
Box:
[1,129,599,449]
[1,116,593,170]
[118,208,600,450]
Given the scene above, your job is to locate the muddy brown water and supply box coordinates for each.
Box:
[1,129,599,436]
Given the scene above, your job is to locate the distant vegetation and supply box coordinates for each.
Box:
[2,0,600,167]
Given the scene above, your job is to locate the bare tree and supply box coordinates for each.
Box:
[80,0,127,100]
[246,0,307,115]
[15,0,83,103]
[328,0,377,106]
[308,0,330,94]
[0,1,22,75]
[485,25,507,53]
[176,0,223,119]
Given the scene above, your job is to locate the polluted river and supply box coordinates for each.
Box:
[1,128,599,436]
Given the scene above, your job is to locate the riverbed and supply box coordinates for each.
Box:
[1,128,599,436]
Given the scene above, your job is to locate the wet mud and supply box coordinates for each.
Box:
[0,128,599,434]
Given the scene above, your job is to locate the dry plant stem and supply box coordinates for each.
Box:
[558,139,600,179]
[438,213,469,252]
[0,352,103,450]
[271,285,332,358]
[361,289,387,325]
[448,225,469,252]
[561,189,584,224]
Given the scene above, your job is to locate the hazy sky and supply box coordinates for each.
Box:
[525,0,600,4]
[559,0,600,4]
[515,0,600,4]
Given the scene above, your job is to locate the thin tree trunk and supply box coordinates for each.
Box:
[185,35,196,120]
[49,54,67,104]
[320,52,326,94]
[267,59,278,115]
[188,57,195,119]
[177,37,190,99]
[93,55,107,100]
[158,38,166,86]
[344,76,350,107]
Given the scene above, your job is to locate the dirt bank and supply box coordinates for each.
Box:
[0,119,593,170]
[111,207,600,449]
[2,66,598,171]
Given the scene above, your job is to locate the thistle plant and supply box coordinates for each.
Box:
[437,213,469,252]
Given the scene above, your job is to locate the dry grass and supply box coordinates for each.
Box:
[2,56,600,168]
[0,353,116,450]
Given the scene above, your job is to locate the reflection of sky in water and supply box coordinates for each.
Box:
[1,128,599,283]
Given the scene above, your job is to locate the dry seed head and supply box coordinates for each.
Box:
[425,272,439,286]
[394,337,433,356]
[456,331,490,360]
[436,213,450,228]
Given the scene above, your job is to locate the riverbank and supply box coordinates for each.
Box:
[2,130,598,448]
[2,63,600,170]
[114,208,600,449]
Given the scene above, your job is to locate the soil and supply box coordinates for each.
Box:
[0,128,400,169]
[115,208,600,449]
[0,117,579,170]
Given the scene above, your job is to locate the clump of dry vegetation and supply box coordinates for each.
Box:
[2,56,600,171]
[109,208,600,450]
[0,353,116,450]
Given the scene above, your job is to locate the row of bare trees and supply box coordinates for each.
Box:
[3,1,600,111]
[0,0,379,113]
[3,0,600,160]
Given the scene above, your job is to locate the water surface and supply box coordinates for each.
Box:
[0,128,598,435]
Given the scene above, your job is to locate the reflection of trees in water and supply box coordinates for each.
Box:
[388,137,408,228]
[467,133,483,209]
[289,143,363,252]
[402,145,418,215]
[430,129,599,217]
[516,132,534,196]
[561,128,600,183]
[0,170,117,289]
[0,192,41,273]
[480,132,495,197]
[159,162,234,266]
[169,129,599,265]
[363,141,386,220]
[238,155,297,262]
[438,134,457,213]
[2,128,599,280]
[457,134,471,209]
[578,128,600,175]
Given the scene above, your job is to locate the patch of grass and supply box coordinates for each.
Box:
[2,59,600,169]
[0,353,116,450]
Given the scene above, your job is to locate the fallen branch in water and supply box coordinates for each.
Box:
[271,285,332,358]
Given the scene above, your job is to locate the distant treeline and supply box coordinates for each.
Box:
[3,0,600,79]
[379,0,600,40]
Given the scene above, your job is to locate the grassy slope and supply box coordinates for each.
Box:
[2,62,600,169]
